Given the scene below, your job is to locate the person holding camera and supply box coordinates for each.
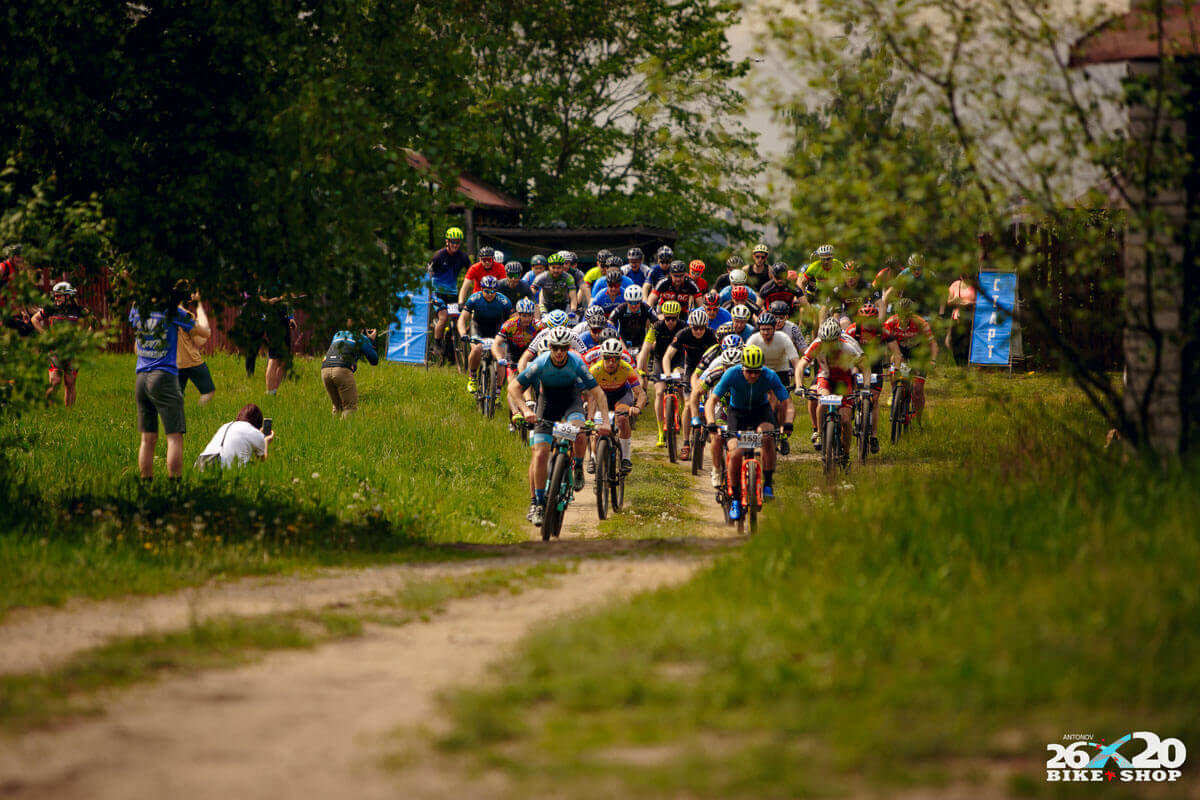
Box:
[320,326,379,417]
[195,403,273,469]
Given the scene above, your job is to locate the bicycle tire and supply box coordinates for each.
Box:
[542,452,569,542]
[594,437,610,520]
[823,410,838,478]
[690,426,705,475]
[484,362,496,419]
[746,460,759,535]
[611,457,624,512]
[890,383,904,445]
[665,394,678,463]
[857,399,870,464]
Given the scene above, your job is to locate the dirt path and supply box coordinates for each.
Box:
[0,557,704,800]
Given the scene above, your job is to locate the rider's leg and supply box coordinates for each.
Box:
[913,377,926,420]
[468,343,483,376]
[760,422,777,480]
[617,407,633,460]
[807,396,818,430]
[64,370,77,407]
[434,308,448,342]
[870,388,881,435]
[654,381,667,440]
[727,441,744,499]
[530,443,551,502]
[47,369,63,402]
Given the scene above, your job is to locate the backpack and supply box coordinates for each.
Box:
[193,423,233,472]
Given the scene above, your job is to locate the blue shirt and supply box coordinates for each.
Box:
[706,307,733,331]
[464,291,513,325]
[517,351,598,392]
[645,265,669,288]
[718,285,761,306]
[710,365,788,411]
[589,277,634,313]
[522,270,539,286]
[129,307,195,375]
[623,265,651,286]
[428,247,471,293]
[321,331,379,371]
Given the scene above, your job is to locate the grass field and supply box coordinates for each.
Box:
[0,352,542,614]
[434,370,1200,797]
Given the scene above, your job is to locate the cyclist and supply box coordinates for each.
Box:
[800,244,846,319]
[428,227,471,352]
[797,317,873,458]
[458,246,506,304]
[845,302,887,453]
[635,300,684,447]
[561,251,591,310]
[533,253,578,317]
[574,305,619,349]
[622,247,651,288]
[494,298,545,426]
[497,261,537,310]
[648,260,700,312]
[702,290,732,331]
[589,337,647,474]
[510,327,611,526]
[31,281,91,406]
[690,334,744,486]
[746,243,772,290]
[608,285,657,353]
[717,269,759,306]
[705,345,793,516]
[642,245,676,294]
[758,262,803,314]
[458,276,514,393]
[883,253,930,312]
[729,303,756,339]
[522,309,586,367]
[662,307,718,460]
[830,259,873,327]
[583,249,614,286]
[689,260,709,293]
[522,253,548,286]
[713,254,743,294]
[766,300,808,360]
[873,256,900,300]
[883,297,938,425]
[745,311,800,455]
[589,260,635,313]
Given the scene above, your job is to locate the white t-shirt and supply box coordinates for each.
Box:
[746,331,799,372]
[199,421,266,468]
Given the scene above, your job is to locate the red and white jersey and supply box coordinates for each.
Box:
[582,343,634,367]
[883,314,934,348]
[802,333,865,377]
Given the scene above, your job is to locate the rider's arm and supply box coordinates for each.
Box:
[457,308,471,337]
[636,329,653,373]
[704,390,719,425]
[646,290,660,308]
[458,273,473,305]
[795,356,811,389]
[662,344,678,375]
[888,339,902,365]
[856,354,872,388]
[586,385,611,429]
[633,383,648,411]
[491,335,506,362]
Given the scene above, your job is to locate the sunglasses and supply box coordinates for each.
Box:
[744,368,762,375]
[550,345,570,352]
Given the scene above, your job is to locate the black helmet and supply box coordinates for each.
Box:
[606,254,624,269]
[596,248,613,264]
[669,260,687,275]
[768,300,791,316]
[771,261,789,276]
[479,246,495,259]
[756,312,777,327]
[505,261,523,277]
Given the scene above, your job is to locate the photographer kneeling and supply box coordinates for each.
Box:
[195,403,274,470]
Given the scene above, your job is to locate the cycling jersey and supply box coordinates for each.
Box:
[463,291,513,328]
[778,320,807,355]
[710,366,789,411]
[846,323,888,388]
[589,279,632,313]
[717,285,761,307]
[591,275,634,298]
[518,351,597,393]
[882,314,934,349]
[44,301,86,372]
[321,330,379,371]
[697,350,740,388]
[496,278,534,308]
[463,260,505,293]
[745,266,771,291]
[532,271,577,310]
[645,264,671,288]
[582,344,634,367]
[528,327,586,354]
[651,276,700,309]
[804,259,845,285]
[890,268,928,306]
[608,302,657,348]
[745,331,799,373]
[692,276,709,293]
[704,306,732,331]
[129,307,195,375]
[696,342,723,373]
[801,334,866,377]
[583,265,605,285]
[589,359,641,392]
[428,248,471,294]
[497,316,544,356]
[642,319,684,363]
[757,280,800,310]
[830,281,872,317]
[575,324,619,350]
[622,264,651,286]
[667,326,719,376]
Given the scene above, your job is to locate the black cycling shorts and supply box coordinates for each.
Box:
[724,404,776,437]
[471,319,503,339]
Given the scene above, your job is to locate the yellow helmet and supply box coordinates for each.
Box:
[445,227,464,241]
[742,345,764,369]
[660,300,683,317]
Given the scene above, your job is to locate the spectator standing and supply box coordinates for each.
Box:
[943,271,977,365]
[195,403,273,469]
[130,286,209,478]
[31,281,91,406]
[176,292,215,404]
[320,327,379,417]
[262,287,297,395]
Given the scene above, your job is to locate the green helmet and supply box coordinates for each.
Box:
[445,227,464,242]
[547,252,565,265]
[531,254,548,267]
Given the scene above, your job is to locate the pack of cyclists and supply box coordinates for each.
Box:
[428,228,940,528]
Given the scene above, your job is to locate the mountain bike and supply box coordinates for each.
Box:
[590,411,628,520]
[851,375,873,464]
[689,403,707,475]
[724,428,778,535]
[659,373,688,463]
[470,336,501,418]
[541,419,581,541]
[800,387,852,478]
[889,362,914,444]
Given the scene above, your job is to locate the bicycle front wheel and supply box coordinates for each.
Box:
[890,383,905,444]
[594,437,610,520]
[665,394,678,463]
[823,411,838,478]
[542,452,569,541]
[745,459,759,535]
[857,401,870,464]
[690,427,705,475]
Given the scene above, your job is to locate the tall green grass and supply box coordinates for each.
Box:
[1,353,536,613]
[436,372,1200,797]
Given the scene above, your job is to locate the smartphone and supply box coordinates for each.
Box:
[262,418,273,436]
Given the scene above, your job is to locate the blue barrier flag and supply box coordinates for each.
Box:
[387,284,431,364]
[970,272,1017,366]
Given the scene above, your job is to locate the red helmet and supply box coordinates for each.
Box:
[703,290,720,309]
[689,259,705,276]
[731,285,749,304]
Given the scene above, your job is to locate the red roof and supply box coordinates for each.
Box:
[1070,4,1200,65]
[404,150,523,210]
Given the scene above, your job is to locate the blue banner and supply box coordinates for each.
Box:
[387,285,432,364]
[970,272,1017,366]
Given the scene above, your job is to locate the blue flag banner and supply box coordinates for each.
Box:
[970,272,1017,366]
[387,285,432,364]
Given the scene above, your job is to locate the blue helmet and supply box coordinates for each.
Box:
[480,276,499,291]
[721,333,743,349]
[515,297,536,314]
[545,309,569,327]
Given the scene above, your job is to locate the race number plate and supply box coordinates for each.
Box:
[478,336,494,347]
[552,422,580,440]
[737,431,762,448]
[447,303,460,314]
[818,395,843,407]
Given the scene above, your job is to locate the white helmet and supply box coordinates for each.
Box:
[729,269,747,286]
[818,317,843,342]
[908,252,924,268]
[722,344,743,363]
[52,281,77,296]
[547,327,574,348]
[599,337,624,358]
[623,285,643,303]
[585,305,607,326]
[816,244,834,258]
[731,304,753,322]
[687,308,708,327]
[494,250,505,263]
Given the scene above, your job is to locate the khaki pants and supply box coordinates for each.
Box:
[321,367,358,415]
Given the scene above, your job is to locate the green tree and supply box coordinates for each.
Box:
[458,0,766,252]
